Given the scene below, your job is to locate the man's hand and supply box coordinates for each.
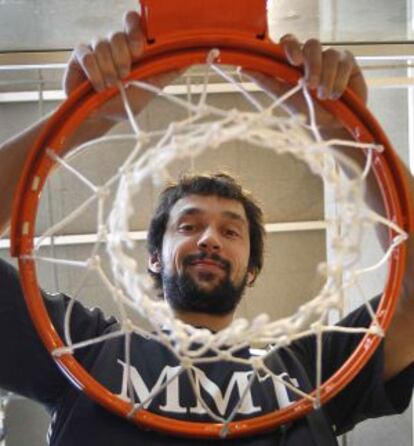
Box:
[63,11,144,95]
[62,10,179,124]
[280,34,367,104]
[248,35,367,129]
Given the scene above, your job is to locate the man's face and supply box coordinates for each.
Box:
[154,194,253,315]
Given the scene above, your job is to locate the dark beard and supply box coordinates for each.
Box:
[162,253,248,316]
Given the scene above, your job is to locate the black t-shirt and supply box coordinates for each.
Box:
[0,259,413,445]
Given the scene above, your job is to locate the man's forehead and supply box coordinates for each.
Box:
[169,194,247,221]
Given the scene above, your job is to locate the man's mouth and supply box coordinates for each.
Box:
[190,260,225,272]
[183,253,231,276]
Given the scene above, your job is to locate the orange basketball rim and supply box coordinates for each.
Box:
[9,0,414,439]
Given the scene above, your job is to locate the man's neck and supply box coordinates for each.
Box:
[173,310,233,332]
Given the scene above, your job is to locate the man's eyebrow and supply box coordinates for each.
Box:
[171,207,201,225]
[176,207,247,225]
[175,207,203,219]
[222,210,248,225]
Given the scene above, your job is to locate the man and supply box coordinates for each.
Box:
[0,10,414,446]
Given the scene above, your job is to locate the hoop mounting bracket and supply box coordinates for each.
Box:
[139,0,268,44]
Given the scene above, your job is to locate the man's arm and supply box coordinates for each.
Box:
[0,114,116,234]
[381,161,414,380]
[0,11,147,234]
[280,36,414,381]
[0,118,48,234]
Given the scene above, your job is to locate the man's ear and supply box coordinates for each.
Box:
[246,269,257,287]
[148,253,161,274]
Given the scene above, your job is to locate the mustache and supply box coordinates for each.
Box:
[183,252,231,273]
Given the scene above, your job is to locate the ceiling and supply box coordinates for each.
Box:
[0,0,412,54]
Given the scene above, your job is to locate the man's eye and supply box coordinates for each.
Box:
[179,224,195,232]
[225,229,239,237]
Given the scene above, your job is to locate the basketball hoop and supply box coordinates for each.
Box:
[9,0,413,439]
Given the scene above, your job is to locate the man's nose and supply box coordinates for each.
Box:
[197,227,222,252]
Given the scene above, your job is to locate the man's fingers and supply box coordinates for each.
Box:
[73,44,106,92]
[280,34,304,66]
[302,39,322,90]
[93,39,119,88]
[347,55,368,104]
[109,32,132,78]
[63,55,85,96]
[281,35,367,104]
[330,51,354,100]
[318,48,340,100]
[63,10,148,96]
[124,10,145,59]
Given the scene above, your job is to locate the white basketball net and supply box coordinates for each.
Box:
[26,50,407,430]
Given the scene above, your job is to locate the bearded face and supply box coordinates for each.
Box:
[150,195,254,318]
[161,251,249,315]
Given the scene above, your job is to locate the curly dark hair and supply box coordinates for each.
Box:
[147,172,265,290]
